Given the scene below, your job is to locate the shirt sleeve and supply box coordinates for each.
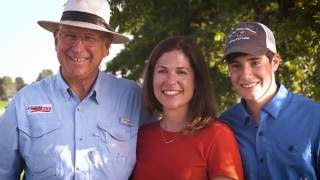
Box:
[316,130,320,179]
[207,124,244,180]
[0,100,23,179]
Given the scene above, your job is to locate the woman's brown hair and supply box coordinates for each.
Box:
[142,36,217,134]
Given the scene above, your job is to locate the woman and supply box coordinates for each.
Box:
[133,36,243,180]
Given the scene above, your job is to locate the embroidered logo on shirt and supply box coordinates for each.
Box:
[27,104,52,114]
[120,117,133,126]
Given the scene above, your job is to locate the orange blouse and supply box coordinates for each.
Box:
[133,119,244,180]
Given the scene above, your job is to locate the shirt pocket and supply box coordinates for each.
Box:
[96,118,138,158]
[24,161,58,180]
[264,138,312,178]
[18,114,62,178]
[19,113,62,138]
[264,139,307,166]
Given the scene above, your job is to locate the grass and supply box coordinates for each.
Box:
[0,100,8,115]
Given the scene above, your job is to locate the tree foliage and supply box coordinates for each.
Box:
[0,76,16,100]
[36,69,54,82]
[15,77,26,91]
[0,69,53,100]
[106,0,320,113]
[0,76,28,100]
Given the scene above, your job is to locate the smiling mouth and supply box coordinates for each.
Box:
[241,82,259,88]
[69,57,89,62]
[162,90,181,95]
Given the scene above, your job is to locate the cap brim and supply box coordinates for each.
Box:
[224,44,268,59]
[38,20,129,44]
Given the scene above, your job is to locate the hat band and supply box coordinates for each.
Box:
[61,11,111,30]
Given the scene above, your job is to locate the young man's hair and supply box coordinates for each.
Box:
[225,50,275,63]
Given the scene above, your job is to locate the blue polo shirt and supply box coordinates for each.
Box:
[0,71,145,180]
[220,84,320,180]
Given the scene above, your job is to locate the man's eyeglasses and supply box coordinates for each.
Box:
[58,31,105,47]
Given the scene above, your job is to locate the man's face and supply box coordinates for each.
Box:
[228,54,280,102]
[55,25,111,81]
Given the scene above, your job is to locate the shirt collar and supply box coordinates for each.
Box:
[86,71,104,104]
[239,83,290,125]
[239,100,251,125]
[263,83,289,119]
[55,70,104,104]
[56,70,72,101]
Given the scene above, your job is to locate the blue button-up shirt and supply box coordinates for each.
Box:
[220,84,320,180]
[0,71,145,180]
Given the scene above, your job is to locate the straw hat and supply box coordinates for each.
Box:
[38,0,129,44]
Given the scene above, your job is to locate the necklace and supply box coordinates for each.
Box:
[160,127,180,143]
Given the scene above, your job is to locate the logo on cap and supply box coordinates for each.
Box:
[228,27,256,44]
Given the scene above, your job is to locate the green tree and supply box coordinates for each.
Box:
[15,77,26,91]
[0,76,16,100]
[106,0,320,112]
[36,69,54,82]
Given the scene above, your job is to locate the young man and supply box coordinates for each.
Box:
[220,21,320,179]
[0,0,146,179]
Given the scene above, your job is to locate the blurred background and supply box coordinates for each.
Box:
[1,0,319,114]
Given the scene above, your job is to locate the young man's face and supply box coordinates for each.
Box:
[228,54,280,102]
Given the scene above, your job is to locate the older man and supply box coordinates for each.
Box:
[0,0,146,179]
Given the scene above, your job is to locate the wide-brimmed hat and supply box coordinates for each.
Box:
[38,0,129,44]
[224,21,277,59]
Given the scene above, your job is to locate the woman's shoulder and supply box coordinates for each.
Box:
[199,119,238,150]
[205,118,234,136]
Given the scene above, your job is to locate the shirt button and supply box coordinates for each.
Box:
[77,108,80,112]
[79,137,83,141]
[288,145,294,152]
[258,131,264,136]
[76,167,80,171]
[259,158,264,163]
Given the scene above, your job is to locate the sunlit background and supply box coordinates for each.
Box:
[0,0,123,84]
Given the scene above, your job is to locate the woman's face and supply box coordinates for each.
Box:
[153,50,195,114]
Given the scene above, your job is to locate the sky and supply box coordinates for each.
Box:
[0,1,124,84]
